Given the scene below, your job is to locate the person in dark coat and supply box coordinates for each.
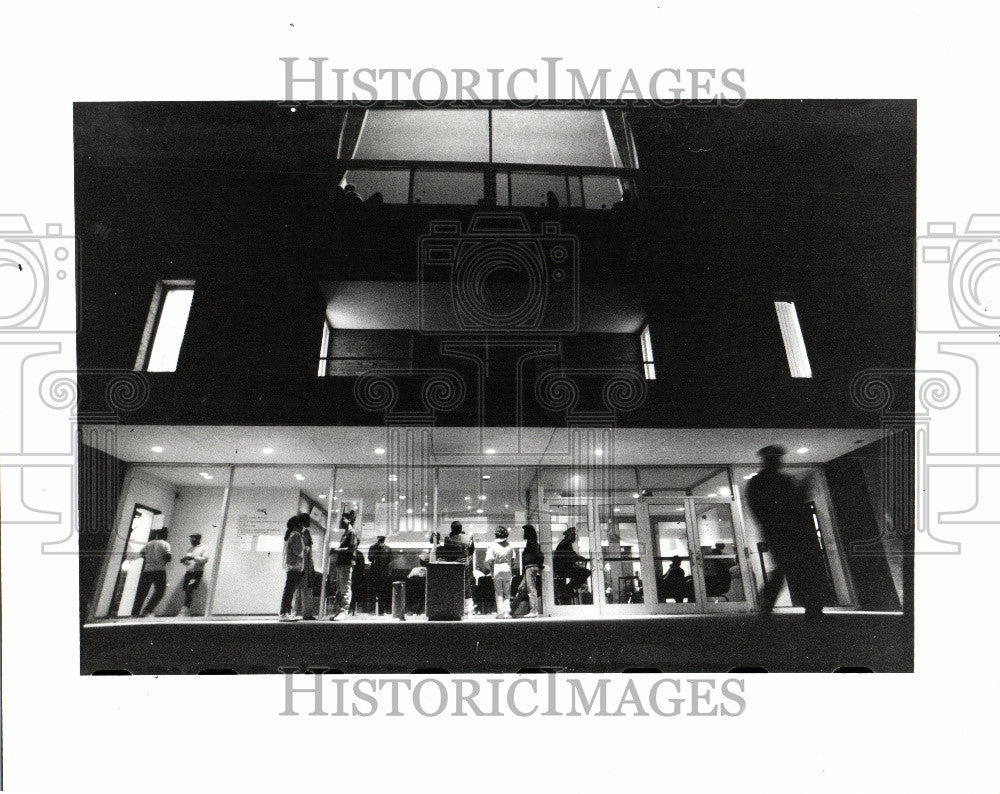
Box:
[367,535,393,614]
[553,526,590,604]
[746,445,831,618]
[438,520,476,615]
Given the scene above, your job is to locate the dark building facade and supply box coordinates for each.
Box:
[75,101,913,629]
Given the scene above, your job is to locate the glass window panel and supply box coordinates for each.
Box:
[492,110,623,167]
[581,175,624,210]
[639,467,732,498]
[102,465,228,617]
[412,171,483,205]
[509,173,573,208]
[538,466,636,498]
[147,286,193,372]
[212,466,332,615]
[351,109,490,162]
[340,169,409,203]
[694,502,746,602]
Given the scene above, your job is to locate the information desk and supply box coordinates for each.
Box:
[425,561,467,620]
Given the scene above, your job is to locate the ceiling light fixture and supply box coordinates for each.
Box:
[151,446,164,453]
[374,447,386,455]
[294,474,305,481]
[484,448,496,455]
[262,447,275,455]
[797,447,809,454]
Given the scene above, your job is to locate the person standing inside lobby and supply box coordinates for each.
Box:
[367,535,393,614]
[329,510,359,621]
[178,533,209,616]
[440,520,476,616]
[280,516,306,621]
[485,526,514,619]
[131,528,172,617]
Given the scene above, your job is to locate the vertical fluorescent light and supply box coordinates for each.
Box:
[774,301,813,378]
[317,321,330,377]
[146,285,194,372]
[640,324,656,380]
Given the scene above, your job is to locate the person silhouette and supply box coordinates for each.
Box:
[746,445,829,618]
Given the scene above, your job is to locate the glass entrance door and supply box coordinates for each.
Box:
[645,498,753,613]
[595,500,652,613]
[546,501,597,613]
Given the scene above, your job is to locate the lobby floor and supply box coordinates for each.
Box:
[82,612,912,674]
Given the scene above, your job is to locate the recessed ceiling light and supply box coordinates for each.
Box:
[388,474,398,482]
[631,492,640,499]
[374,447,386,455]
[484,448,496,455]
[595,449,603,457]
[464,495,471,500]
[318,494,327,499]
[381,497,386,502]
[676,507,684,512]
[151,446,164,453]
[202,475,214,480]
[504,504,509,509]
[406,508,413,515]
[482,474,491,480]
[199,472,209,477]
[262,447,275,455]
[294,474,305,481]
[613,507,621,513]
[476,509,484,514]
[399,494,406,500]
[572,475,581,484]
[337,489,343,493]
[797,447,809,454]
[479,494,487,500]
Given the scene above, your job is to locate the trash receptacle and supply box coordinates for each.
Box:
[425,561,466,620]
[391,581,406,620]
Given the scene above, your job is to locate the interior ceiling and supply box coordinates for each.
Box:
[322,281,647,334]
[89,425,882,468]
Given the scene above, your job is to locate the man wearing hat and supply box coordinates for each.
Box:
[746,445,829,618]
[178,533,209,617]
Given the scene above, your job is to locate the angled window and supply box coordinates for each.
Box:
[774,301,813,378]
[640,324,656,380]
[338,108,639,209]
[135,281,195,372]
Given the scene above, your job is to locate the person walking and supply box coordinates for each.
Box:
[131,528,172,617]
[178,533,209,616]
[746,445,831,618]
[280,516,306,621]
[485,527,514,618]
[521,524,544,617]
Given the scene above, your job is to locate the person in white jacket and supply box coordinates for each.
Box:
[485,526,514,619]
[178,533,209,616]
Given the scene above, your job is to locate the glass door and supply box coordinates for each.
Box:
[594,500,652,614]
[644,498,754,613]
[545,500,598,614]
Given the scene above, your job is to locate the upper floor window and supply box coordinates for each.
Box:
[338,108,639,209]
[135,281,194,372]
[640,324,656,380]
[774,301,813,378]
